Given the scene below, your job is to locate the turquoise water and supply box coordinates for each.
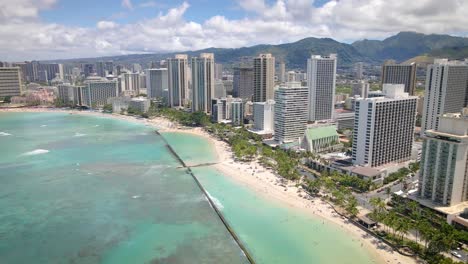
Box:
[0,112,248,264]
[0,112,378,264]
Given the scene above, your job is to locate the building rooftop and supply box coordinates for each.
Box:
[304,125,338,141]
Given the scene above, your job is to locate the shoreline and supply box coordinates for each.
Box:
[1,107,417,264]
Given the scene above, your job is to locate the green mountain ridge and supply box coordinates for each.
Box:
[47,32,468,68]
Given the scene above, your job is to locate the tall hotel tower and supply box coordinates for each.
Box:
[168,54,189,108]
[253,54,275,102]
[191,53,215,113]
[307,54,337,122]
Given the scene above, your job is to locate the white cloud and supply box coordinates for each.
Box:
[97,21,118,30]
[0,0,467,61]
[139,1,157,8]
[121,0,133,10]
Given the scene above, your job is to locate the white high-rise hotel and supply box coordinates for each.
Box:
[274,82,308,143]
[421,59,468,133]
[253,100,275,133]
[419,109,468,206]
[307,54,337,122]
[352,84,417,167]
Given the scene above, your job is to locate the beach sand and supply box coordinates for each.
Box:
[1,107,418,264]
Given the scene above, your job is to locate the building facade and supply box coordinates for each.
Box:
[168,54,189,108]
[274,82,308,143]
[307,54,337,122]
[421,59,468,134]
[253,100,275,133]
[233,67,254,101]
[352,84,417,167]
[382,61,417,95]
[123,73,140,92]
[300,125,343,153]
[352,80,369,98]
[419,109,468,206]
[253,54,275,102]
[0,67,23,97]
[231,99,244,126]
[191,53,215,113]
[82,79,119,108]
[146,68,168,100]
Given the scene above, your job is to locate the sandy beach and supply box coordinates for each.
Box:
[1,107,418,264]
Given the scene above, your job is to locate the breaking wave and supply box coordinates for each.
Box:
[22,149,50,156]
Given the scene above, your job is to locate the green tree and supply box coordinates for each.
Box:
[102,104,113,113]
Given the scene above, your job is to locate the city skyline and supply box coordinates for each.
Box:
[1,0,467,61]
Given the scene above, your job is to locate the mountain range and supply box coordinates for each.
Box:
[52,32,468,69]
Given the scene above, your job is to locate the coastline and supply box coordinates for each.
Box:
[1,107,417,264]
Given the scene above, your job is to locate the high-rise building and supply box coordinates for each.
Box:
[352,84,417,167]
[233,66,254,101]
[146,68,168,99]
[191,53,215,113]
[253,54,275,102]
[355,62,364,79]
[83,64,94,77]
[274,82,308,143]
[105,61,114,75]
[418,109,468,206]
[253,100,275,133]
[168,54,189,108]
[231,98,244,126]
[307,54,337,122]
[421,59,468,133]
[278,62,286,83]
[123,73,140,92]
[381,61,417,95]
[0,67,23,97]
[96,61,106,77]
[82,78,119,108]
[214,63,223,80]
[352,80,369,98]
[214,80,226,98]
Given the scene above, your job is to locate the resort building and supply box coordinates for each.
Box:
[129,97,151,113]
[0,67,23,97]
[300,124,343,153]
[307,54,337,122]
[146,68,168,100]
[231,99,244,126]
[274,82,308,143]
[253,100,275,133]
[191,53,215,113]
[123,72,140,92]
[418,109,468,206]
[422,59,468,134]
[253,54,275,102]
[108,96,131,113]
[381,61,417,95]
[233,66,254,101]
[352,84,417,167]
[81,78,119,108]
[168,54,189,108]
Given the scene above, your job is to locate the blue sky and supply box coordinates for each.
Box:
[42,0,331,28]
[0,0,466,61]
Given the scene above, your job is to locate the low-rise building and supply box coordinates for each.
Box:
[300,124,343,153]
[128,97,150,113]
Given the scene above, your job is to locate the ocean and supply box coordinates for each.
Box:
[0,112,377,264]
